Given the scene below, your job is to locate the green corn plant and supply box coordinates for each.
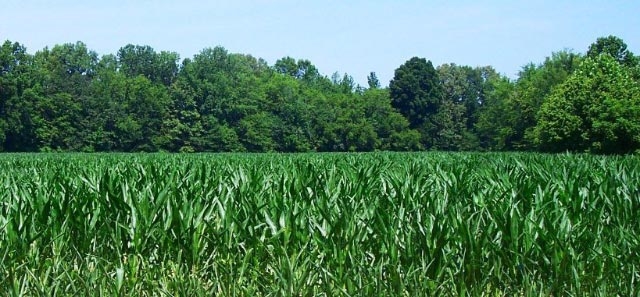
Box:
[0,152,638,295]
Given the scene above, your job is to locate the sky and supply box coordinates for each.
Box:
[1,0,638,86]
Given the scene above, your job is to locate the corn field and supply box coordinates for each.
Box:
[1,152,639,296]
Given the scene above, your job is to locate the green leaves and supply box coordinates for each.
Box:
[587,35,638,68]
[390,57,443,132]
[1,152,638,295]
[535,54,640,153]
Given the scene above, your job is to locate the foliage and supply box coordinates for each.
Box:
[587,35,638,68]
[503,51,584,150]
[367,71,380,89]
[389,57,442,126]
[535,54,640,153]
[475,75,516,150]
[0,36,638,154]
[0,152,638,295]
[435,64,498,150]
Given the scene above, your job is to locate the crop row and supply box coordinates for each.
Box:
[1,153,638,296]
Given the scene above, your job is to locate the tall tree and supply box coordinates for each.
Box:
[367,72,380,89]
[474,75,516,150]
[389,57,443,147]
[317,92,379,152]
[274,57,321,83]
[389,57,442,128]
[587,35,638,68]
[435,64,499,150]
[361,88,421,150]
[38,41,98,96]
[163,78,204,152]
[86,54,123,151]
[1,40,34,151]
[239,111,278,152]
[114,76,172,151]
[117,44,180,86]
[28,42,99,151]
[339,73,355,94]
[263,74,313,152]
[535,54,640,154]
[274,56,300,78]
[507,50,582,150]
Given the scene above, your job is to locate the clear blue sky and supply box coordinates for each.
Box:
[1,0,638,86]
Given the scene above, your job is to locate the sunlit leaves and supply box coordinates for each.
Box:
[1,153,638,295]
[535,54,640,153]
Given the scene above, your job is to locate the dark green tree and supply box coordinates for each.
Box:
[39,42,98,95]
[110,76,172,151]
[389,57,443,147]
[86,54,124,151]
[587,35,638,68]
[239,111,278,152]
[339,73,355,94]
[117,44,180,86]
[274,56,299,78]
[274,57,321,82]
[27,42,99,151]
[367,72,380,89]
[162,79,203,152]
[431,99,468,150]
[1,40,34,151]
[263,74,313,152]
[474,75,516,150]
[390,57,442,128]
[319,92,378,152]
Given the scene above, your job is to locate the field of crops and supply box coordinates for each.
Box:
[0,152,638,296]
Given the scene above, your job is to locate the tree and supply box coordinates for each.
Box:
[274,56,299,78]
[361,89,421,150]
[117,44,180,86]
[1,40,34,151]
[263,74,313,152]
[367,72,380,89]
[23,42,100,151]
[111,76,172,151]
[274,57,321,82]
[339,73,355,94]
[85,54,124,151]
[389,57,443,147]
[389,57,442,127]
[431,99,468,150]
[35,92,82,151]
[435,64,498,150]
[174,46,272,151]
[508,50,582,150]
[239,111,278,152]
[587,35,637,68]
[534,54,640,154]
[162,79,203,152]
[474,75,516,150]
[319,92,378,152]
[3,87,40,152]
[38,42,98,96]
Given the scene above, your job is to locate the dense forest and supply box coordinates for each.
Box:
[0,35,639,153]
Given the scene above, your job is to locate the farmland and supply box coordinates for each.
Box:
[1,152,639,296]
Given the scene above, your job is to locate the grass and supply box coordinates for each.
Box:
[0,152,638,296]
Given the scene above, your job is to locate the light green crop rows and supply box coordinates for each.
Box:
[0,152,638,296]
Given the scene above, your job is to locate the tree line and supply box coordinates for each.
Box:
[0,36,638,153]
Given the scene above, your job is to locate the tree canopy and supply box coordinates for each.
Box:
[0,36,638,154]
[535,54,640,153]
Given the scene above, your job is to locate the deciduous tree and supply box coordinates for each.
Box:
[535,54,640,153]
